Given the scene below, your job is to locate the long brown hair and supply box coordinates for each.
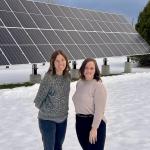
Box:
[47,50,70,75]
[79,58,101,81]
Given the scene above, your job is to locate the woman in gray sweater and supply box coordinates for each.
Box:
[73,58,107,150]
[34,50,70,150]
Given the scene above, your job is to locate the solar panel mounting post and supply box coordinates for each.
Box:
[70,60,79,80]
[127,56,130,62]
[72,60,77,69]
[124,57,132,73]
[32,64,38,75]
[30,64,41,83]
[101,58,110,76]
[103,58,107,65]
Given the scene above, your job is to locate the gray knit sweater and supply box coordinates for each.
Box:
[34,72,70,122]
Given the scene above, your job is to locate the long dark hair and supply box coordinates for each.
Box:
[79,58,101,81]
[47,50,70,75]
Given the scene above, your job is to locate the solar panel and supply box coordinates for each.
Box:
[59,5,76,18]
[89,11,102,21]
[0,48,9,65]
[98,12,109,22]
[1,45,28,64]
[106,33,120,43]
[37,45,54,61]
[79,19,94,31]
[48,4,65,17]
[88,32,104,44]
[79,32,96,44]
[0,0,11,11]
[20,0,41,14]
[0,0,149,66]
[0,19,3,26]
[88,20,103,31]
[14,12,37,28]
[35,1,53,16]
[0,28,16,45]
[8,28,33,45]
[107,44,123,56]
[141,43,150,54]
[99,44,114,57]
[79,9,95,21]
[0,11,21,27]
[67,31,86,44]
[45,15,63,29]
[114,33,128,43]
[88,45,106,57]
[57,17,75,30]
[6,0,26,13]
[51,44,73,59]
[104,22,118,32]
[30,14,51,29]
[67,18,85,31]
[20,45,45,63]
[41,30,62,44]
[98,32,112,43]
[65,45,85,59]
[54,30,74,44]
[123,44,137,55]
[25,29,48,44]
[69,7,86,19]
[116,44,130,55]
[77,45,95,58]
[97,21,111,32]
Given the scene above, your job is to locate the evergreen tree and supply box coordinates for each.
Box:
[131,1,150,66]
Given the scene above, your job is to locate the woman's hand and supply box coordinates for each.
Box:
[89,127,97,144]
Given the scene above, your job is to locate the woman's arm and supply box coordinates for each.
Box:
[92,81,107,129]
[34,73,50,109]
[89,81,107,144]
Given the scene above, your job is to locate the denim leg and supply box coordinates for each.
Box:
[76,116,93,150]
[39,119,56,150]
[54,119,67,150]
[87,120,106,150]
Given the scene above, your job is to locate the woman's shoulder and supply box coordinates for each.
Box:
[44,72,51,77]
[77,79,83,84]
[43,72,53,81]
[92,79,103,88]
[66,72,71,79]
[75,79,82,88]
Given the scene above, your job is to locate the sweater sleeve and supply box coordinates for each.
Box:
[92,81,107,129]
[34,73,50,109]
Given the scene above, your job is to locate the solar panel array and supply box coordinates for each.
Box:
[0,0,150,65]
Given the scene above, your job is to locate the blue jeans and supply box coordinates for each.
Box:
[38,118,67,150]
[76,115,106,150]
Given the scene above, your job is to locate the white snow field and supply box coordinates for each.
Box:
[0,57,150,150]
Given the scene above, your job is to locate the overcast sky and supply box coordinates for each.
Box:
[39,0,149,24]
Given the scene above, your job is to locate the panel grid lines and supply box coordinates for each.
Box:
[0,0,149,65]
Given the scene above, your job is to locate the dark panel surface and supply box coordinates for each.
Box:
[20,45,45,63]
[0,28,15,45]
[1,45,28,64]
[0,11,21,27]
[0,0,149,66]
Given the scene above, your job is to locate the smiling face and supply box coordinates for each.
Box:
[84,61,96,80]
[54,54,66,75]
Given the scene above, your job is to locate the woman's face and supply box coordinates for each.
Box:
[84,61,95,80]
[54,54,66,74]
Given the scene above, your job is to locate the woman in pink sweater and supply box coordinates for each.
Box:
[73,58,107,150]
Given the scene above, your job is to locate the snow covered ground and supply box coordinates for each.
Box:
[0,57,150,150]
[0,56,150,84]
